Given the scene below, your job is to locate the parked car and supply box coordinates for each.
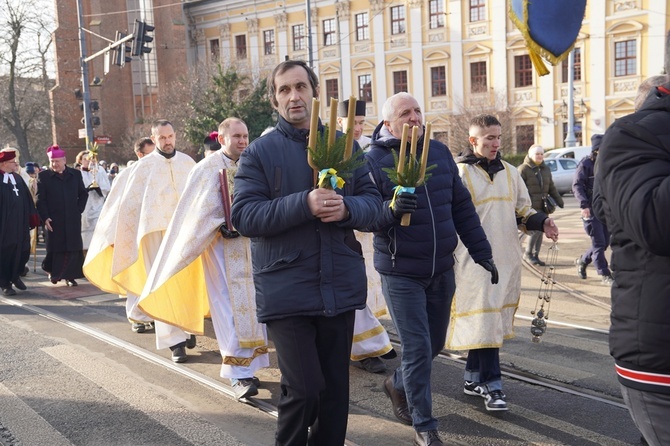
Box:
[544,146,591,161]
[545,157,579,195]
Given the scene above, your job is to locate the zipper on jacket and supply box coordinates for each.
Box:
[425,182,437,278]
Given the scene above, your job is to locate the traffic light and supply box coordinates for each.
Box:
[81,116,101,127]
[113,31,132,67]
[132,20,155,57]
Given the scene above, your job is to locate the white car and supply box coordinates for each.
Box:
[544,146,591,161]
[545,158,579,195]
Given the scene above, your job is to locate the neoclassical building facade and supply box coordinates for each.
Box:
[183,0,668,152]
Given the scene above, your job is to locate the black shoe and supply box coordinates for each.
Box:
[185,334,196,349]
[414,430,443,446]
[357,357,387,374]
[170,344,187,363]
[575,257,587,279]
[13,278,27,291]
[533,255,546,267]
[2,287,16,296]
[131,322,147,333]
[66,279,78,287]
[21,266,29,277]
[251,376,261,387]
[383,376,412,425]
[231,378,259,400]
[381,348,397,359]
[601,274,614,286]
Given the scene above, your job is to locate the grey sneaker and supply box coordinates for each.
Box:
[231,378,258,400]
[464,381,487,397]
[484,389,508,411]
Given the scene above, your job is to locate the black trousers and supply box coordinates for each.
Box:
[267,311,356,446]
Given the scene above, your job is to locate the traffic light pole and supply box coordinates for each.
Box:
[76,0,93,146]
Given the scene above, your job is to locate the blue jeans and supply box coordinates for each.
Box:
[581,215,611,276]
[380,270,455,431]
[464,347,502,392]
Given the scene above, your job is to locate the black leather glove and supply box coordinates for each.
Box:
[477,258,499,284]
[391,192,418,219]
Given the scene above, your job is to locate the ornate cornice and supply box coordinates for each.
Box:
[335,0,350,19]
[275,12,288,30]
[219,23,231,39]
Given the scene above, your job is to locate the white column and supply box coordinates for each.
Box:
[647,1,667,75]
[491,0,508,110]
[589,0,607,135]
[337,3,352,96]
[372,7,387,119]
[448,0,464,110]
[409,2,424,111]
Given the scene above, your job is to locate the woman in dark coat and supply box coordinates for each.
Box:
[36,145,88,286]
[518,144,564,265]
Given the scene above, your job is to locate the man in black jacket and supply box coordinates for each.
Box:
[231,60,382,446]
[365,93,496,446]
[593,76,670,446]
[37,145,88,286]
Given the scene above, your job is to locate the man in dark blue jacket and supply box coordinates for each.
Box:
[231,60,382,446]
[572,134,613,285]
[365,92,496,446]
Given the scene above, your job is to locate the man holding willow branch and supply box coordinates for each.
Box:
[231,60,382,446]
[365,92,497,446]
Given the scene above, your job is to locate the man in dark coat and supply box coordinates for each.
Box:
[365,93,496,446]
[0,150,38,295]
[36,145,88,286]
[232,60,382,446]
[593,77,670,446]
[573,134,613,285]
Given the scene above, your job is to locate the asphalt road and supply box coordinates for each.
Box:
[0,196,645,445]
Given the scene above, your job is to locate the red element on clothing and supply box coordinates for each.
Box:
[0,151,16,162]
[615,364,670,387]
[209,131,219,141]
[658,86,670,96]
[29,214,40,229]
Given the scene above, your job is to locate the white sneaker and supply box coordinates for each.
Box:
[464,381,487,397]
[484,389,508,411]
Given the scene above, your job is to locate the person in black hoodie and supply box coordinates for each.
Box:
[593,76,670,446]
[573,134,613,285]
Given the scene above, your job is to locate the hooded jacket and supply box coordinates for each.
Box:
[593,84,670,394]
[365,121,491,278]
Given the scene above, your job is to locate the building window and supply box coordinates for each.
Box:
[470,0,486,22]
[431,66,447,97]
[263,30,275,55]
[393,70,408,94]
[514,54,532,88]
[355,13,369,41]
[516,125,535,153]
[358,74,372,102]
[429,0,445,29]
[235,35,247,59]
[561,48,581,82]
[325,79,339,100]
[293,24,306,51]
[323,18,336,46]
[390,5,406,35]
[614,40,636,77]
[209,39,220,62]
[470,61,487,93]
[562,121,583,145]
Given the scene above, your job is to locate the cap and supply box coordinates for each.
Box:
[591,134,603,153]
[337,99,366,117]
[203,131,221,152]
[46,144,66,159]
[25,162,35,174]
[0,150,17,163]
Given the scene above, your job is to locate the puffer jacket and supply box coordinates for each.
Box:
[231,116,383,323]
[518,156,564,212]
[365,121,492,278]
[593,84,670,394]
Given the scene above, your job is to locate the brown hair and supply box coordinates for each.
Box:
[268,60,319,107]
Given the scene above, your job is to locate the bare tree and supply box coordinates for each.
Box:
[446,93,516,157]
[0,0,53,162]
